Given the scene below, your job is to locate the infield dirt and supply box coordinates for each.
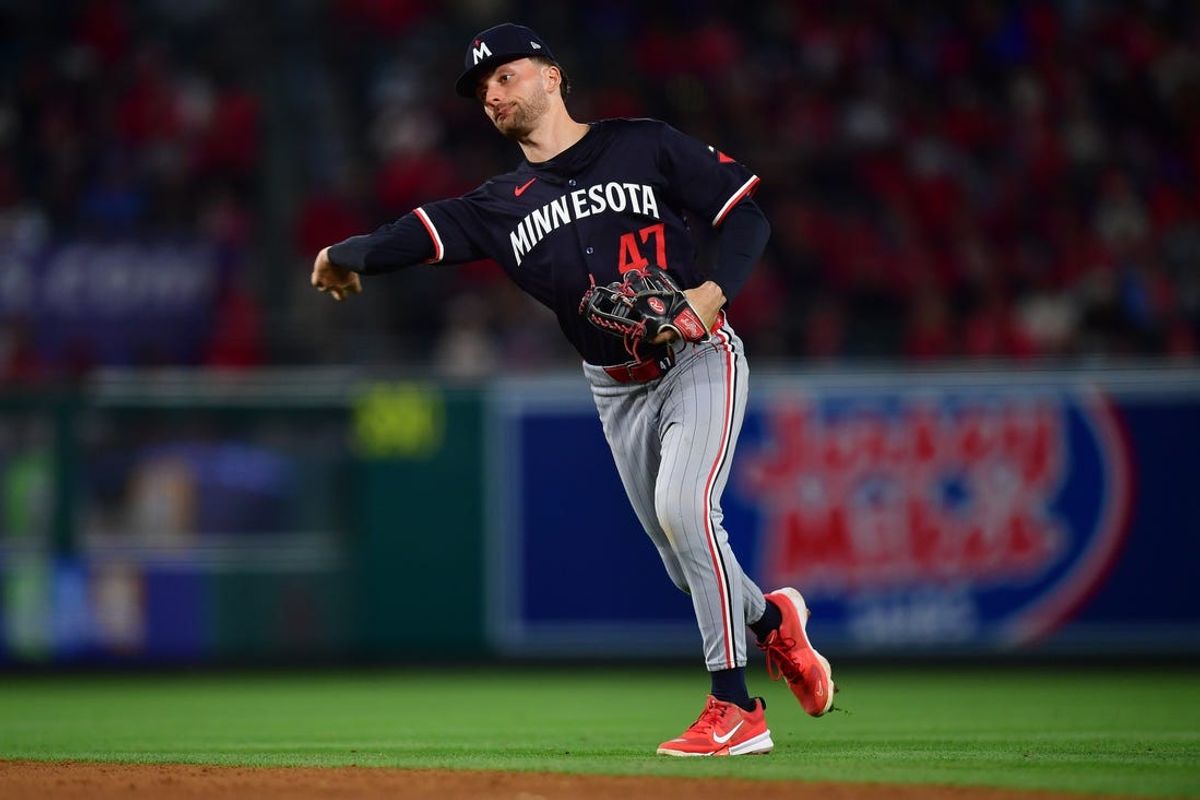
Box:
[0,761,1137,799]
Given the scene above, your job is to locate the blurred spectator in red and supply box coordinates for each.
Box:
[296,172,370,261]
[5,0,1199,373]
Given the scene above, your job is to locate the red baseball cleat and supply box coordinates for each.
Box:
[759,588,836,716]
[656,695,773,757]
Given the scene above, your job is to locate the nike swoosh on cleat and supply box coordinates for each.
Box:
[514,178,536,196]
[712,721,743,745]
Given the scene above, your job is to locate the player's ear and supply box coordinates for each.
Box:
[542,63,561,95]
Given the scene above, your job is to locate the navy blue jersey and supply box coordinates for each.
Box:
[414,118,759,366]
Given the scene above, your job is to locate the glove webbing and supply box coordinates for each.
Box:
[580,274,653,360]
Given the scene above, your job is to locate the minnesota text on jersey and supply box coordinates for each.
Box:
[509,181,661,265]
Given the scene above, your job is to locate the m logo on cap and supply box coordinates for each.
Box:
[456,24,555,98]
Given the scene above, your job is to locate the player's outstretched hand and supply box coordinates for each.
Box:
[651,281,725,345]
[311,246,363,302]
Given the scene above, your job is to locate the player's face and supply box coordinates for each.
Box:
[477,58,552,139]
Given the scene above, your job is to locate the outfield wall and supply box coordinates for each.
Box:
[488,367,1200,658]
[0,366,1196,664]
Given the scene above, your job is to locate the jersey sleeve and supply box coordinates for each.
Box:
[413,187,493,265]
[327,186,493,274]
[657,123,760,228]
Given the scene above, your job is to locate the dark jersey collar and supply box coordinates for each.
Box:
[519,121,613,176]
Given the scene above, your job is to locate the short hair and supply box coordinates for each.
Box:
[532,55,571,97]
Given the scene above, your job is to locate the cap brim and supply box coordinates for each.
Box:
[455,53,525,98]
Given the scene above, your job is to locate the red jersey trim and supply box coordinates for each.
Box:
[712,175,761,228]
[414,207,444,264]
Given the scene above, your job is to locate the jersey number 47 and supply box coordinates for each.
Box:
[618,222,668,273]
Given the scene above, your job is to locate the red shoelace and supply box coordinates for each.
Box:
[684,697,734,734]
[759,630,803,683]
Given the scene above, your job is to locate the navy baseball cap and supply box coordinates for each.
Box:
[455,23,557,98]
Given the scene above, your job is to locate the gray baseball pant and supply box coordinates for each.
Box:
[584,320,767,671]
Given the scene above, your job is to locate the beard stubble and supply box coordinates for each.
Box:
[495,85,550,139]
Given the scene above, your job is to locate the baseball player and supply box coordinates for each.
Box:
[311,23,834,756]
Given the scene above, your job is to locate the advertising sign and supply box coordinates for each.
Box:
[487,369,1200,656]
[0,239,220,365]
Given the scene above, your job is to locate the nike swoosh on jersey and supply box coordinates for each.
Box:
[514,178,537,197]
[712,720,743,745]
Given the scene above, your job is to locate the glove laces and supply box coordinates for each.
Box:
[580,272,652,360]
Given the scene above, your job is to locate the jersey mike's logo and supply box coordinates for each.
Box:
[509,182,661,265]
[739,388,1132,646]
[472,40,492,64]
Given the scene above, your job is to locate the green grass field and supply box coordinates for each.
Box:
[0,666,1197,797]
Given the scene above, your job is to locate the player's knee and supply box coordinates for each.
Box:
[654,494,702,556]
[653,496,680,543]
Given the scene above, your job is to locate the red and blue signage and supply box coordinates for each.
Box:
[487,370,1199,656]
[740,386,1131,649]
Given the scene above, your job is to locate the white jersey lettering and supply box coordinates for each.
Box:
[509,220,534,264]
[623,183,643,214]
[588,184,607,215]
[509,182,661,265]
[549,196,571,228]
[604,183,626,213]
[530,205,553,240]
[641,185,659,219]
[571,188,591,219]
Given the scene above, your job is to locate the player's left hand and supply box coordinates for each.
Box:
[651,281,725,344]
[311,246,363,302]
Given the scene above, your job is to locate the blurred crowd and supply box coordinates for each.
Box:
[3,0,1199,378]
[1,0,263,378]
